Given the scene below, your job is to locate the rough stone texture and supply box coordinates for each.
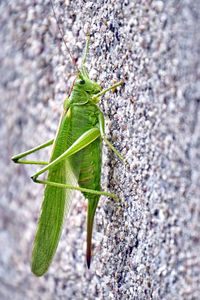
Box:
[1,0,200,299]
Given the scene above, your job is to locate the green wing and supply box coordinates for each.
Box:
[31,111,78,276]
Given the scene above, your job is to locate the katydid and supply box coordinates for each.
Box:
[12,1,125,277]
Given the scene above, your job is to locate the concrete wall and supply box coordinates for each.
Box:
[1,0,200,299]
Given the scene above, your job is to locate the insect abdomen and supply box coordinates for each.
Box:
[69,104,102,200]
[78,137,102,200]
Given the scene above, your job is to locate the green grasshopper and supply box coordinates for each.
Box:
[12,2,125,277]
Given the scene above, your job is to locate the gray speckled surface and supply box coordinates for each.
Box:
[1,0,200,299]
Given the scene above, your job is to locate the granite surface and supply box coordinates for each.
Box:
[1,0,200,299]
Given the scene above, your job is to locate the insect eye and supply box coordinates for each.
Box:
[79,80,85,84]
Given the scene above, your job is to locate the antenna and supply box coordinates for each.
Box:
[50,0,80,73]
